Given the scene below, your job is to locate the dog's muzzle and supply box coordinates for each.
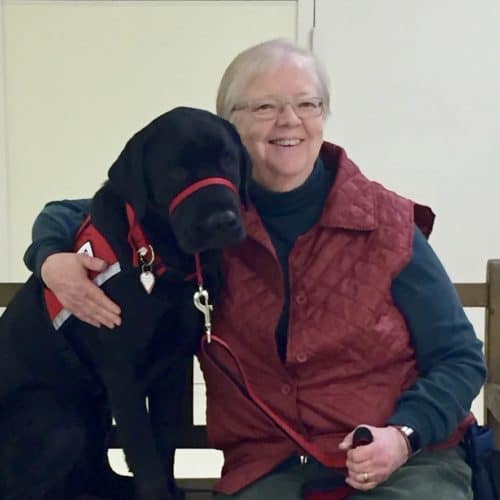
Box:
[199,210,241,234]
[168,176,244,253]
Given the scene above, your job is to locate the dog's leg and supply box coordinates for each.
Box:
[149,357,191,500]
[102,369,173,500]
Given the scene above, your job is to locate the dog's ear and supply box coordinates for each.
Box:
[222,119,251,208]
[107,134,148,220]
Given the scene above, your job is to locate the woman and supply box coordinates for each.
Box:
[24,39,485,499]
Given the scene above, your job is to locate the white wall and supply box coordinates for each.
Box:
[313,0,500,283]
[0,1,9,281]
[2,0,297,281]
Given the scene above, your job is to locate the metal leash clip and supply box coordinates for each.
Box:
[193,285,213,343]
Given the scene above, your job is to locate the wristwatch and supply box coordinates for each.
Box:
[394,425,422,456]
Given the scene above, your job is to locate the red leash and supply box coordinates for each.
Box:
[200,333,346,468]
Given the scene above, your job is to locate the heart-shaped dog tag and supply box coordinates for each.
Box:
[140,270,155,294]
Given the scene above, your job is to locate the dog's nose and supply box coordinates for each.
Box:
[203,210,240,233]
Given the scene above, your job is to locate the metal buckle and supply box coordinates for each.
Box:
[193,285,213,342]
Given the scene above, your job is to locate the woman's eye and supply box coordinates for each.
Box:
[253,102,276,112]
[298,100,317,109]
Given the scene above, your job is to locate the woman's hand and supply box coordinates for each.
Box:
[339,425,409,491]
[41,252,121,328]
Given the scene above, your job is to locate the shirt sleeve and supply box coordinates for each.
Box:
[23,199,92,278]
[387,226,486,448]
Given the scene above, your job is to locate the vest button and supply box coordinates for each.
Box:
[281,384,291,395]
[295,292,307,305]
[296,353,308,363]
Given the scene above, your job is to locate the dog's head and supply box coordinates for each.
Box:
[108,107,249,254]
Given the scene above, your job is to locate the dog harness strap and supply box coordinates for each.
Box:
[168,177,238,215]
[201,334,347,470]
[125,204,167,276]
[126,204,150,267]
[45,218,122,330]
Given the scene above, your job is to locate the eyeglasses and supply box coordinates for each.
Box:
[232,96,323,120]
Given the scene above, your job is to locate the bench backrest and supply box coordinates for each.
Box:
[1,259,500,448]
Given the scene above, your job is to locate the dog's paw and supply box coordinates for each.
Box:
[172,487,186,500]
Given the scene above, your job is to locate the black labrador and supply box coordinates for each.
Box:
[0,107,249,500]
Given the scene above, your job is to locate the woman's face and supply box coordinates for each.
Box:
[231,59,325,192]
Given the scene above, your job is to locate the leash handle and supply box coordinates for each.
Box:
[352,426,374,448]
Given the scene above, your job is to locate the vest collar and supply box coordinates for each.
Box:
[317,142,378,232]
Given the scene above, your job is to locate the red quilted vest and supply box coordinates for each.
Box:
[198,143,437,494]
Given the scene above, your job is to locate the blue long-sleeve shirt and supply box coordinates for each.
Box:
[23,162,486,449]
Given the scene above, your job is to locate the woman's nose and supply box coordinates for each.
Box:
[276,103,302,126]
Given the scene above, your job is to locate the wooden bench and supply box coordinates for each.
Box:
[1,259,500,499]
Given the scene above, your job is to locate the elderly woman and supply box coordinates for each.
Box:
[24,39,484,499]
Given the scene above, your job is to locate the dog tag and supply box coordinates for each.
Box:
[140,270,155,294]
[137,245,156,294]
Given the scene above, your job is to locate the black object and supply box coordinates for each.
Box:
[463,423,500,500]
[352,426,374,447]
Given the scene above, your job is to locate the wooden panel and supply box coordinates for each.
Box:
[108,421,209,450]
[179,479,216,500]
[0,282,21,306]
[1,263,499,446]
[0,282,491,310]
[0,282,490,309]
[486,260,500,447]
[454,283,488,307]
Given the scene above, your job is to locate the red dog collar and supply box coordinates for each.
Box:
[168,177,237,215]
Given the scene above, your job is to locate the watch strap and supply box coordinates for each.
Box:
[392,425,421,456]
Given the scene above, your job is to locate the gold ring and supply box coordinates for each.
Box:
[363,472,369,483]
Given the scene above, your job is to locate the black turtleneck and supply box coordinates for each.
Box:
[249,159,336,361]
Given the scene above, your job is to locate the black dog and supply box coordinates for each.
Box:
[0,107,249,500]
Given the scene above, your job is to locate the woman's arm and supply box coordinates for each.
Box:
[387,226,486,444]
[24,199,91,276]
[24,199,121,328]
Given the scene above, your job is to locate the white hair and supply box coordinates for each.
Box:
[216,38,331,121]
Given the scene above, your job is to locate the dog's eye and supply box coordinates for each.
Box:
[169,166,189,182]
[220,152,237,168]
